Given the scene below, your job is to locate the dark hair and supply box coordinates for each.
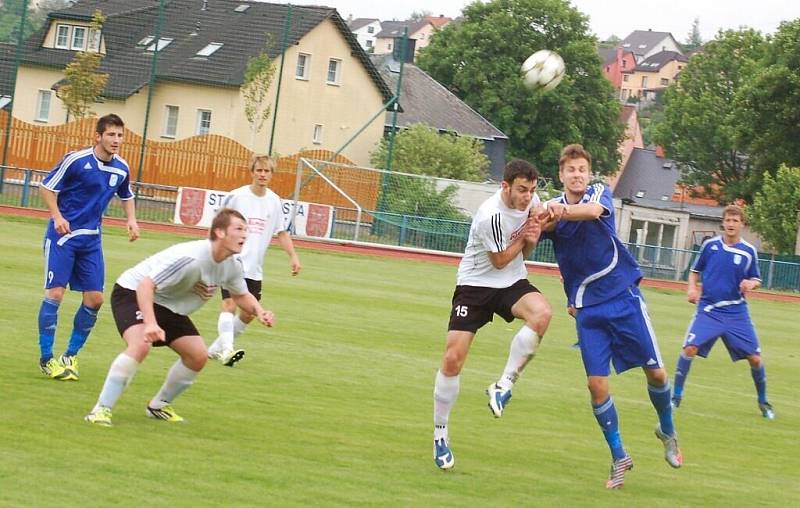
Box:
[559,143,592,168]
[210,208,246,240]
[96,114,125,134]
[250,154,276,172]
[722,204,745,221]
[503,159,538,184]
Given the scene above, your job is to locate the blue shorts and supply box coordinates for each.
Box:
[682,309,760,361]
[43,231,104,292]
[576,286,664,376]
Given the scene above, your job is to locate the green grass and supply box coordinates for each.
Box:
[0,214,797,507]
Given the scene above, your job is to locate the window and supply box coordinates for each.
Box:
[312,124,323,144]
[295,53,310,80]
[71,26,87,50]
[55,25,70,49]
[88,29,101,52]
[196,42,223,57]
[196,109,212,135]
[366,39,373,48]
[387,43,392,50]
[622,74,629,82]
[147,38,173,52]
[622,43,631,48]
[234,4,250,12]
[635,190,645,198]
[36,90,52,122]
[137,35,154,47]
[641,76,649,88]
[163,105,179,138]
[327,58,341,85]
[621,59,626,68]
[367,26,375,34]
[628,220,677,266]
[638,44,647,49]
[660,78,669,86]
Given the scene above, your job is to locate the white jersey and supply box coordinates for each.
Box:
[223,185,285,280]
[456,190,537,288]
[116,240,248,316]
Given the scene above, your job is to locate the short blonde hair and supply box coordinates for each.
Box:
[250,154,276,172]
[722,204,745,221]
[559,143,592,169]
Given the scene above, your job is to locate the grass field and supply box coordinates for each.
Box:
[0,214,797,507]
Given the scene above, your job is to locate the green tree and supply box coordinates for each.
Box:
[417,0,623,181]
[736,19,800,176]
[408,10,433,22]
[0,0,37,43]
[598,34,621,50]
[242,36,276,148]
[683,17,703,52]
[653,28,767,203]
[57,10,108,120]
[370,123,489,181]
[748,165,800,254]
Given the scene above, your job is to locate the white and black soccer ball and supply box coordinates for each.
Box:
[520,50,566,92]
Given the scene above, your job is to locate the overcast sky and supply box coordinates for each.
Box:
[316,0,798,41]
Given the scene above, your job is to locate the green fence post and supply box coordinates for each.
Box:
[1,0,30,194]
[136,0,166,189]
[20,169,31,207]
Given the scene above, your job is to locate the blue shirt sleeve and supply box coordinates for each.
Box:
[747,247,761,280]
[585,183,613,217]
[41,152,76,192]
[691,242,710,272]
[116,171,134,200]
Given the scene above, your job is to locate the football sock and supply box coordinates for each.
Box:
[673,351,693,400]
[38,298,60,363]
[95,353,139,410]
[233,315,248,338]
[434,425,448,441]
[433,370,460,428]
[751,364,768,404]
[648,382,675,436]
[593,396,626,460]
[65,304,98,356]
[208,312,235,354]
[497,325,539,390]
[150,359,199,408]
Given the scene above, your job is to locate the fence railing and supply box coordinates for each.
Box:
[2,165,798,292]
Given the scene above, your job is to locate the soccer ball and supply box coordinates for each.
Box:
[520,50,566,92]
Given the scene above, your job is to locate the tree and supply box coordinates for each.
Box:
[408,10,433,22]
[0,0,37,43]
[242,36,276,148]
[683,17,703,52]
[28,0,71,29]
[417,0,623,182]
[653,29,767,203]
[736,19,800,176]
[747,165,800,254]
[598,34,621,50]
[370,123,489,181]
[57,10,108,120]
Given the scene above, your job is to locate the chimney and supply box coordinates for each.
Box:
[655,145,665,157]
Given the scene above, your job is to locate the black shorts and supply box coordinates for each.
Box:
[111,284,200,347]
[447,279,540,333]
[221,278,262,300]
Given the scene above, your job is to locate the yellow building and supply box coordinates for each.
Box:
[620,51,688,101]
[14,0,393,166]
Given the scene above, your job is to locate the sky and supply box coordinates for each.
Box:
[315,0,799,41]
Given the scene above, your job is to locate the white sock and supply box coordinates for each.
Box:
[433,370,460,437]
[149,359,199,409]
[208,312,235,354]
[95,353,139,411]
[497,325,540,390]
[233,315,248,338]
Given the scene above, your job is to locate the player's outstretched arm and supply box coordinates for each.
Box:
[122,199,139,242]
[277,231,301,275]
[135,277,166,343]
[687,272,701,304]
[232,292,275,327]
[40,187,71,235]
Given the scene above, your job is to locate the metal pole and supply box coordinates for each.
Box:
[1,0,29,193]
[383,28,407,172]
[268,4,292,155]
[136,0,166,186]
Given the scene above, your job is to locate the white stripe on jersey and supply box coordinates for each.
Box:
[719,240,754,272]
[56,228,100,246]
[633,287,663,367]
[42,148,93,191]
[575,236,618,308]
[703,298,746,313]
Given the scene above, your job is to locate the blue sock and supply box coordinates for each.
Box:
[593,397,626,460]
[751,365,767,404]
[38,298,60,364]
[648,382,675,436]
[673,352,693,400]
[65,304,99,357]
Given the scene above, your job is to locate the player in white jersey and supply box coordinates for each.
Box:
[85,209,275,426]
[207,155,300,366]
[432,159,553,470]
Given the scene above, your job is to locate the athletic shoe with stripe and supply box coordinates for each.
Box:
[85,407,113,427]
[60,354,79,380]
[40,358,75,380]
[606,455,634,489]
[146,404,185,422]
[759,402,775,420]
[655,425,683,468]
[221,349,245,367]
[433,438,454,470]
[486,383,512,418]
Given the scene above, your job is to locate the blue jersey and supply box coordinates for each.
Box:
[544,183,642,308]
[692,236,760,314]
[41,147,134,240]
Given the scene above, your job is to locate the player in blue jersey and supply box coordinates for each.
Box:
[671,205,774,419]
[542,144,681,489]
[37,114,139,380]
